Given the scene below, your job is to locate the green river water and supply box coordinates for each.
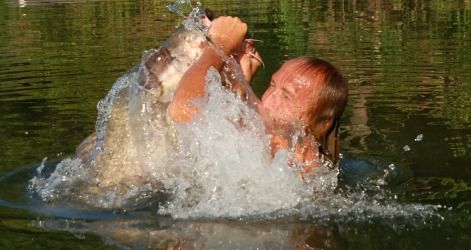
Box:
[0,0,470,249]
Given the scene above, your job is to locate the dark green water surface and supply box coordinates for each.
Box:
[0,0,470,249]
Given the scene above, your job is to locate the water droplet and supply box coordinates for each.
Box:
[414,134,423,142]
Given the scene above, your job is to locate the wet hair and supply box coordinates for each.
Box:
[204,8,215,21]
[283,57,347,123]
[281,57,348,162]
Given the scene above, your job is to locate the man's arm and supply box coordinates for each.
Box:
[168,16,248,122]
[168,47,225,122]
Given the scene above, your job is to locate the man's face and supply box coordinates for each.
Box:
[261,63,319,124]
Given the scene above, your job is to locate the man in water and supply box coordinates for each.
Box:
[170,16,348,174]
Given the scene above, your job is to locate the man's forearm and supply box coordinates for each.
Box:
[169,47,224,122]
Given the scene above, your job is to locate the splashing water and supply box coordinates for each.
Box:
[157,69,317,218]
[415,133,424,142]
[28,0,441,224]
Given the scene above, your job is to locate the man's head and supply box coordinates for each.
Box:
[261,57,348,163]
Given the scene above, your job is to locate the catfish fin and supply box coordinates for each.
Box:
[76,132,97,164]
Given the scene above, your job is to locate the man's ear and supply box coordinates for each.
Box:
[326,120,340,165]
[319,116,334,138]
[313,113,333,138]
[313,115,339,165]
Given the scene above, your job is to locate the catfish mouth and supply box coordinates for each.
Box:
[137,8,264,95]
[138,47,174,91]
[137,8,215,93]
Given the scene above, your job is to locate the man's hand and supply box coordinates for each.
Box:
[209,16,247,55]
[236,40,263,83]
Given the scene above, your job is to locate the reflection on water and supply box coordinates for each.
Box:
[34,216,348,249]
[1,0,470,248]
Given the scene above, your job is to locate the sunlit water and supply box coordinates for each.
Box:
[1,0,470,249]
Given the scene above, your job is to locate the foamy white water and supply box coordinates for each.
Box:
[157,69,318,218]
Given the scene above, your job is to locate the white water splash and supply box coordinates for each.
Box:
[29,158,92,201]
[27,66,439,223]
[299,188,442,226]
[415,133,424,142]
[157,69,317,218]
[28,0,440,223]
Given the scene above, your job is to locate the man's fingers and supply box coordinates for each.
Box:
[209,16,248,55]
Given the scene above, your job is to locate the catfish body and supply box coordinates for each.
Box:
[74,23,208,208]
